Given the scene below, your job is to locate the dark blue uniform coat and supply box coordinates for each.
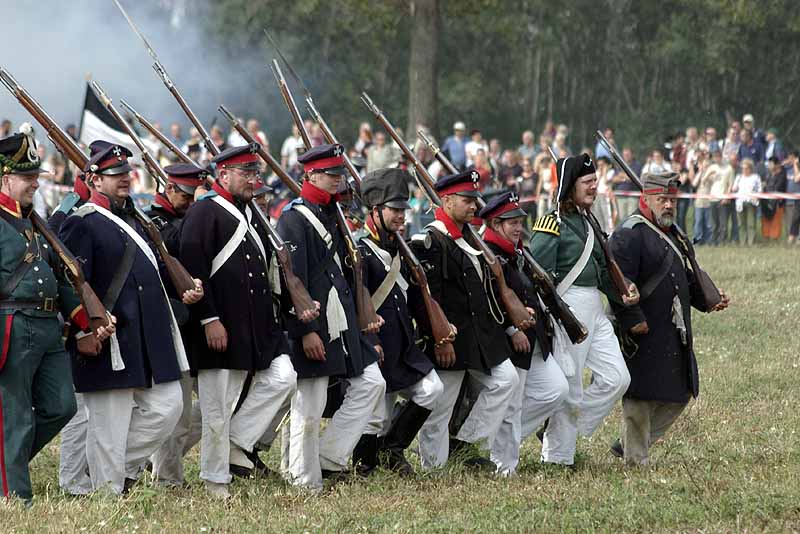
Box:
[610,211,712,403]
[276,198,378,379]
[59,202,182,392]
[359,235,433,392]
[179,191,288,372]
[410,227,512,373]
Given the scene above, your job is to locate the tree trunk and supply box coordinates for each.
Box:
[531,46,542,127]
[407,0,439,139]
[547,54,555,121]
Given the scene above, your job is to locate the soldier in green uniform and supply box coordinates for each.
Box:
[0,126,112,503]
[529,153,638,467]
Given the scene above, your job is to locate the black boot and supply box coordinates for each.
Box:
[450,438,495,471]
[352,434,379,476]
[244,449,276,478]
[379,401,432,476]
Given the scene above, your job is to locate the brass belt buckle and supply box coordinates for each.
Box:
[43,297,55,312]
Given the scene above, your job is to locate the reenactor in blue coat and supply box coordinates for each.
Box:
[276,144,386,492]
[179,144,301,499]
[59,141,203,495]
[410,170,519,470]
[609,172,728,464]
[0,127,110,503]
[146,163,209,255]
[47,172,91,233]
[477,191,569,476]
[529,154,636,467]
[352,168,444,475]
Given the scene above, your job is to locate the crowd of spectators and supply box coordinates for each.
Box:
[4,111,798,246]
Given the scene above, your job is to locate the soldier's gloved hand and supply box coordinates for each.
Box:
[363,314,384,335]
[630,321,649,335]
[434,342,456,368]
[712,288,730,312]
[205,319,228,352]
[77,333,102,356]
[622,281,640,306]
[299,301,321,324]
[182,279,204,305]
[510,331,531,354]
[374,345,385,366]
[302,332,326,362]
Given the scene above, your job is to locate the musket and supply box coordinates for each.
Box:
[298,83,455,348]
[595,131,721,307]
[417,130,587,343]
[0,67,111,334]
[120,99,198,167]
[361,93,535,332]
[113,2,318,320]
[88,81,197,296]
[270,61,381,331]
[544,145,632,301]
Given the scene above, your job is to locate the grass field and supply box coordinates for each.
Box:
[3,245,800,533]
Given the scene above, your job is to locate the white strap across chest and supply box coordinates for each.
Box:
[556,217,594,296]
[630,214,684,259]
[89,203,189,373]
[427,220,483,281]
[362,238,408,309]
[210,195,268,278]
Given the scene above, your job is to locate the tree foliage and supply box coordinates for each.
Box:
[204,0,800,153]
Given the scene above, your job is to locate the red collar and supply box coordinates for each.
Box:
[212,181,236,203]
[300,180,338,206]
[638,197,672,231]
[154,193,177,216]
[434,208,464,239]
[0,192,22,218]
[483,227,519,257]
[74,175,91,201]
[90,191,112,210]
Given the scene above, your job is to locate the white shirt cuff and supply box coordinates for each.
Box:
[200,317,220,326]
[75,330,93,340]
[505,326,519,337]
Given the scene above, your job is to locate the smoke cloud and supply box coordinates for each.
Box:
[1,0,284,148]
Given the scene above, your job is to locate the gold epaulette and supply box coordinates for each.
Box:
[532,214,560,236]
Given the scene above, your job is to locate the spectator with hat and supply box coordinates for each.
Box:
[441,121,468,171]
[742,113,767,148]
[277,143,386,491]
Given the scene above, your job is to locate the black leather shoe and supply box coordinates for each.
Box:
[609,438,624,459]
[229,463,253,479]
[244,449,276,478]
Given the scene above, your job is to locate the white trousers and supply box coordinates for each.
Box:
[83,380,183,494]
[58,392,91,495]
[151,372,196,485]
[491,349,569,475]
[288,362,386,491]
[365,369,444,436]
[541,286,631,465]
[198,354,297,484]
[418,359,519,469]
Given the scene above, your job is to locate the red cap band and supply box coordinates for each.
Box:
[438,181,479,196]
[303,155,345,174]
[218,152,259,167]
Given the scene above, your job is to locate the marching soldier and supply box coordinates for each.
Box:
[59,141,203,495]
[179,144,303,498]
[529,154,636,467]
[609,172,729,465]
[147,163,207,487]
[411,170,519,469]
[276,143,386,492]
[352,168,444,475]
[477,191,569,476]
[0,127,111,503]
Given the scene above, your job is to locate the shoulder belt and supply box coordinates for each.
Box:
[72,204,97,218]
[532,214,560,236]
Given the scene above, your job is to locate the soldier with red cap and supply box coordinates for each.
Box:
[179,144,302,499]
[58,140,204,495]
[410,170,519,470]
[277,143,386,492]
[146,163,209,254]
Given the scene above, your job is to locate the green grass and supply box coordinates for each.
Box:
[3,244,800,532]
